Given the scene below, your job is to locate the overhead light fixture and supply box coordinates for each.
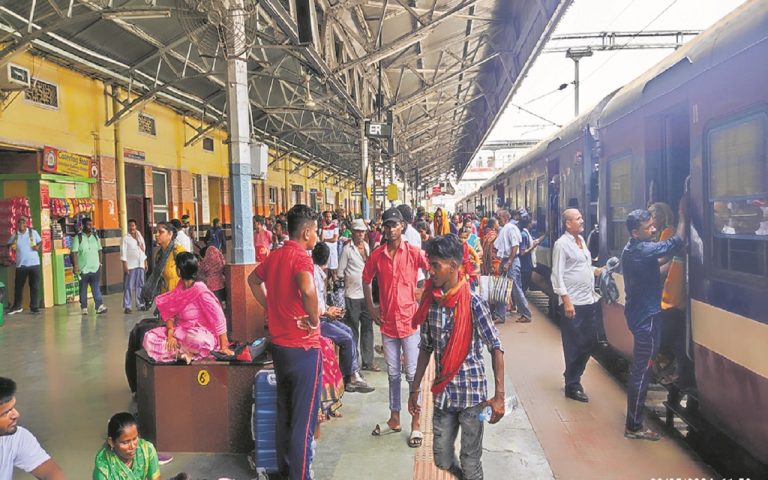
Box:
[102,9,172,20]
[304,74,316,108]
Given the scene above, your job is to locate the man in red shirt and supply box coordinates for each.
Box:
[364,207,429,448]
[253,215,273,251]
[248,204,320,480]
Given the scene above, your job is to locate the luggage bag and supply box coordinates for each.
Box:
[251,369,280,478]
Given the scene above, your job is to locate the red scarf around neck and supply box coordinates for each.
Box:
[412,276,473,395]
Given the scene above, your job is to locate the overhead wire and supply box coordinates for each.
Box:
[543,0,679,117]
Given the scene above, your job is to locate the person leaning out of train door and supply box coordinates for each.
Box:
[621,195,687,441]
[551,208,603,403]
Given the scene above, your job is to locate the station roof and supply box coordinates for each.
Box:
[0,0,570,185]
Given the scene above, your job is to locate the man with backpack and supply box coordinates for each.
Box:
[5,216,42,315]
[72,217,107,315]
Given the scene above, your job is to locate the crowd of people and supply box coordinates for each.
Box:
[1,193,690,479]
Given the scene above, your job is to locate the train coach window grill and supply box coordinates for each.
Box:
[608,156,632,252]
[707,112,768,277]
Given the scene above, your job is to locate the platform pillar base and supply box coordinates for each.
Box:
[226,263,265,341]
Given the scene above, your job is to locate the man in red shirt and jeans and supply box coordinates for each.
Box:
[364,207,429,448]
[249,204,321,480]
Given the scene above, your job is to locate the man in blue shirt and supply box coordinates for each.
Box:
[5,216,42,315]
[621,199,686,441]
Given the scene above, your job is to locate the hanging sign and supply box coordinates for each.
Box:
[42,147,95,178]
[365,121,393,139]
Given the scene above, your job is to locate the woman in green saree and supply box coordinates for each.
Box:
[92,412,161,480]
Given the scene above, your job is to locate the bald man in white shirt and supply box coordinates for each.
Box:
[551,208,604,403]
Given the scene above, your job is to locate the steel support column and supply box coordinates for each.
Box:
[226,7,255,265]
[111,85,128,236]
[361,122,369,220]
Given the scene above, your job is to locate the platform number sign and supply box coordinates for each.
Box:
[365,121,392,139]
[197,369,210,386]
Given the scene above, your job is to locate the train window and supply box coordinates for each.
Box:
[707,112,768,276]
[609,156,632,251]
[515,184,522,210]
[525,179,533,211]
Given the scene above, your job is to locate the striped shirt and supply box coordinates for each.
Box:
[420,293,503,411]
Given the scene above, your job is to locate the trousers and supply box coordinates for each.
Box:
[79,268,103,309]
[382,332,420,412]
[12,265,40,311]
[123,267,145,310]
[560,302,599,391]
[433,404,485,480]
[626,313,662,431]
[272,344,322,480]
[320,319,359,377]
[343,297,374,367]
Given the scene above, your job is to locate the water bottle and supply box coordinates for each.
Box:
[478,395,519,422]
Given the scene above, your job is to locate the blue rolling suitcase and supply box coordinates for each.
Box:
[251,369,279,478]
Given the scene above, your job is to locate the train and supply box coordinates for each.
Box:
[458,0,768,467]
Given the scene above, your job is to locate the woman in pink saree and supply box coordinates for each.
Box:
[143,252,233,363]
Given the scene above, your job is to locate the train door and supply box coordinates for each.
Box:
[547,158,560,244]
[646,108,693,391]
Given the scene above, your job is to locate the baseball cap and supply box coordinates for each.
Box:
[381,207,404,225]
[351,218,368,231]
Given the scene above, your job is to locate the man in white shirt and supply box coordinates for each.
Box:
[121,219,147,313]
[0,377,65,480]
[338,219,377,371]
[5,216,42,315]
[493,209,532,323]
[551,208,603,402]
[397,204,422,249]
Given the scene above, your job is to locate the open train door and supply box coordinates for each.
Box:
[646,108,694,395]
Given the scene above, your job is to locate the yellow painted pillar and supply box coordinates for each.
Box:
[111,84,128,235]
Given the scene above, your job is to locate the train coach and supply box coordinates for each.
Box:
[459,0,768,466]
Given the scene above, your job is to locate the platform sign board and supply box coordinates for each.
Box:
[42,146,95,178]
[364,121,392,139]
[123,148,146,162]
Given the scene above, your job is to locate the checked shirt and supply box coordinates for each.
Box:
[420,293,503,411]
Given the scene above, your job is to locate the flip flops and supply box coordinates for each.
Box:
[372,422,402,436]
[408,430,424,448]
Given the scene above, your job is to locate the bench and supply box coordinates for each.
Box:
[135,350,263,453]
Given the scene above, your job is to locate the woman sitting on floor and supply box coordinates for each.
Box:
[93,412,188,480]
[142,252,233,364]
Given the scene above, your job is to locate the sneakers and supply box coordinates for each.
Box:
[624,427,661,441]
[157,453,174,465]
[81,308,89,315]
[8,307,23,315]
[345,379,375,393]
[96,305,108,314]
[124,308,132,314]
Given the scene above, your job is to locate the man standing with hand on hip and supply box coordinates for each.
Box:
[551,208,603,403]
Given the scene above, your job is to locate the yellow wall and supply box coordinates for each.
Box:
[0,52,360,220]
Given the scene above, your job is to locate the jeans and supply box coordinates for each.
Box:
[508,257,531,319]
[123,267,145,310]
[382,332,420,412]
[560,302,599,391]
[12,265,40,311]
[320,319,359,377]
[272,345,322,480]
[433,404,485,480]
[343,297,374,367]
[79,268,103,309]
[626,313,662,431]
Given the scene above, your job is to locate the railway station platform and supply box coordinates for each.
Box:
[1,292,714,479]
